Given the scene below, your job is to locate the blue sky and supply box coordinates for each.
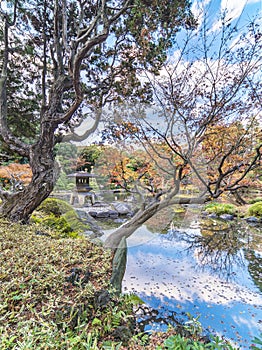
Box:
[192,0,262,27]
[168,0,262,58]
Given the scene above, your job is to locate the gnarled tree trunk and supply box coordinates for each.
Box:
[0,132,59,223]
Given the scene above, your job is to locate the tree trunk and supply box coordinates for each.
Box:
[233,190,247,205]
[0,171,56,223]
[110,237,127,294]
[104,202,161,249]
[0,141,59,223]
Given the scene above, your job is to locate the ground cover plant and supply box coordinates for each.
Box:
[0,219,136,349]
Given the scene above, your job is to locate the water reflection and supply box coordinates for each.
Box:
[177,220,246,279]
[122,214,262,348]
[245,249,262,293]
[135,291,261,348]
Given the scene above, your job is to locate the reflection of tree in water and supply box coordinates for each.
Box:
[244,249,262,293]
[179,219,246,279]
[165,216,262,289]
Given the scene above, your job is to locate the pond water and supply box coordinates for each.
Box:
[120,209,262,349]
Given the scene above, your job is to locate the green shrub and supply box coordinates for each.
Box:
[37,197,73,216]
[159,333,237,350]
[54,170,75,191]
[251,333,262,350]
[204,202,237,216]
[248,201,262,218]
[66,182,76,191]
[248,197,262,204]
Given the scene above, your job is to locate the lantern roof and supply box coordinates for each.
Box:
[67,171,98,178]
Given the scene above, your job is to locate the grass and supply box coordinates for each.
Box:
[0,219,134,348]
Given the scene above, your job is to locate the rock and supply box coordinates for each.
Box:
[94,289,111,308]
[35,230,51,237]
[112,202,132,215]
[88,211,97,217]
[75,209,93,220]
[114,218,126,224]
[92,201,108,207]
[245,216,259,223]
[75,209,104,237]
[65,268,81,284]
[108,210,119,218]
[96,211,110,218]
[111,326,133,343]
[84,230,95,236]
[219,214,234,221]
[81,270,92,284]
[208,213,218,219]
[65,268,91,286]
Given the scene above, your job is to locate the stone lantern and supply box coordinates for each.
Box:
[67,171,97,205]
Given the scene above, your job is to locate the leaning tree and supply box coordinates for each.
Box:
[0,0,195,222]
[104,8,262,248]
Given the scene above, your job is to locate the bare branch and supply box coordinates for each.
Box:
[226,144,261,191]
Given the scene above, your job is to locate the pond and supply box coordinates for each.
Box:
[120,208,262,349]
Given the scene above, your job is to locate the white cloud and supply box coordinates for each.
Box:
[191,0,213,27]
[220,0,261,20]
[123,245,262,306]
[212,0,261,32]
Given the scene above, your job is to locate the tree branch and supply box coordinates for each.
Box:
[60,109,102,142]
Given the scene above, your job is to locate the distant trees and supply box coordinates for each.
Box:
[77,145,103,173]
[0,0,194,222]
[201,121,261,204]
[0,163,32,190]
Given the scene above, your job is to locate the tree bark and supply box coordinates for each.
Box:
[0,135,59,223]
[110,237,127,294]
[0,175,55,223]
[104,201,162,249]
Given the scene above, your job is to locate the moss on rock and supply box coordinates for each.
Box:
[37,197,73,216]
[248,201,262,218]
[32,197,91,237]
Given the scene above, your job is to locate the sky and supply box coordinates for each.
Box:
[192,0,261,28]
